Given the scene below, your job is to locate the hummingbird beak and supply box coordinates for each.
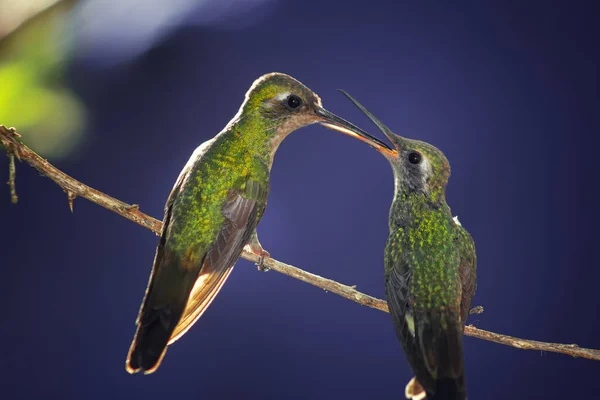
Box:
[337,90,400,157]
[315,107,395,154]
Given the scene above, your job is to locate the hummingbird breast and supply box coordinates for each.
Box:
[385,206,462,312]
[167,131,271,255]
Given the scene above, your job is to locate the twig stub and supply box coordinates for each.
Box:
[469,306,484,315]
[66,190,77,212]
[8,153,18,204]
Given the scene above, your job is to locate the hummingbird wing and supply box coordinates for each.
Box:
[126,166,268,374]
[385,258,431,386]
[456,227,477,326]
[168,179,267,343]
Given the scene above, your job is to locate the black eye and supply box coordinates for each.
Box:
[408,152,422,164]
[286,94,302,109]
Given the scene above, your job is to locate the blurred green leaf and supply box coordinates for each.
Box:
[0,0,85,160]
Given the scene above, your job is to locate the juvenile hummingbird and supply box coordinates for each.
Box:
[340,92,477,400]
[125,73,389,374]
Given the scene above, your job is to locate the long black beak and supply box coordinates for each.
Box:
[315,107,394,153]
[337,90,398,154]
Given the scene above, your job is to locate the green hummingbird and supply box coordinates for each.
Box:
[340,92,477,400]
[125,73,388,374]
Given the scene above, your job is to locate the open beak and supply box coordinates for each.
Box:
[337,90,399,157]
[315,107,394,154]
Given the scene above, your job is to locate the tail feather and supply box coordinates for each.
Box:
[428,377,466,400]
[416,312,467,400]
[126,302,186,374]
[125,246,200,374]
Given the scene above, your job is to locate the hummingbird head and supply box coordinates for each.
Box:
[238,73,391,151]
[339,90,451,201]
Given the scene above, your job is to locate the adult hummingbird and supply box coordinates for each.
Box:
[340,92,477,400]
[125,73,389,374]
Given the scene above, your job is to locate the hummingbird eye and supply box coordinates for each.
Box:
[408,152,422,165]
[286,94,302,109]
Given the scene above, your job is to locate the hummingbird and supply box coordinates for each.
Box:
[340,92,477,400]
[125,73,389,374]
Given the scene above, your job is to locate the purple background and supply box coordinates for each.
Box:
[2,1,599,399]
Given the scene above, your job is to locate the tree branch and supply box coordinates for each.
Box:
[7,151,17,204]
[2,124,599,361]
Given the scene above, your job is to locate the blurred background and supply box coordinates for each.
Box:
[1,0,599,398]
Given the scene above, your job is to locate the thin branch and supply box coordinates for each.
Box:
[1,126,19,204]
[1,126,161,233]
[2,125,599,362]
[8,152,17,204]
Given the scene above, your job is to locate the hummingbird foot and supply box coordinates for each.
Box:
[405,377,426,400]
[255,249,271,272]
[244,230,271,271]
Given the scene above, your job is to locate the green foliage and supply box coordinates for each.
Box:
[0,0,85,159]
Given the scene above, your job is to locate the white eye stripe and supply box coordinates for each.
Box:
[263,92,291,109]
[419,156,432,175]
[418,156,433,190]
[274,92,291,102]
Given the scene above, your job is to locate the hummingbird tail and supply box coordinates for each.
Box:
[429,378,467,400]
[417,312,467,400]
[125,302,185,374]
[125,245,200,375]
